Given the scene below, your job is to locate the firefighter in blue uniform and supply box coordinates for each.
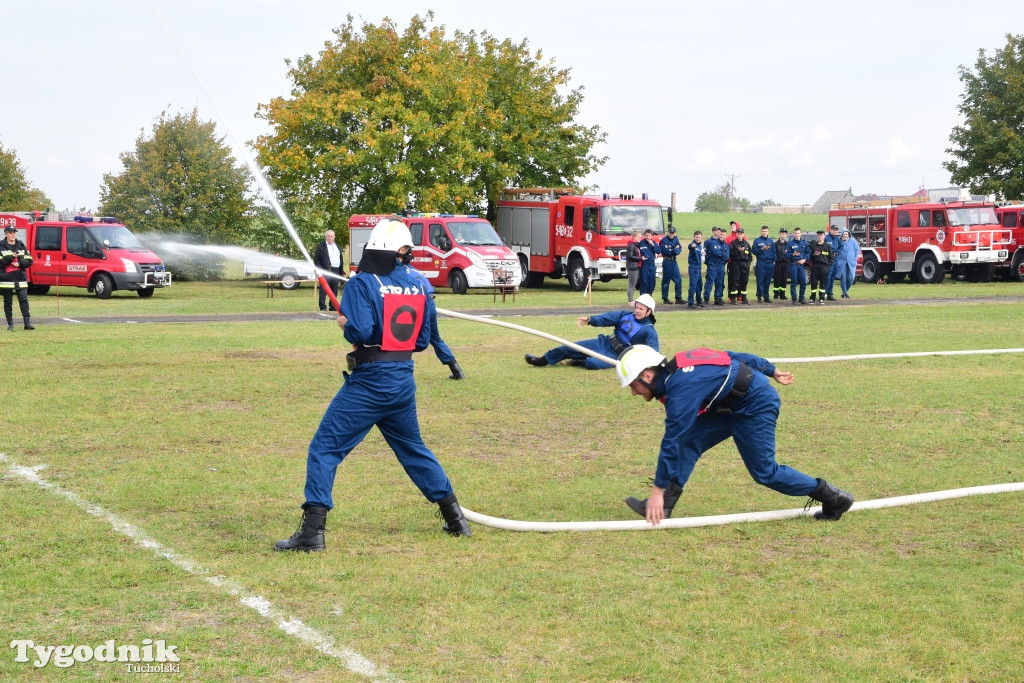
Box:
[785,227,810,304]
[274,220,471,552]
[686,230,705,308]
[751,225,776,303]
[702,226,729,305]
[524,294,659,370]
[659,226,683,304]
[823,224,842,301]
[616,345,854,523]
[1,225,34,331]
[638,229,658,296]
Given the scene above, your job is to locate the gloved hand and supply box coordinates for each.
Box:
[447,361,466,380]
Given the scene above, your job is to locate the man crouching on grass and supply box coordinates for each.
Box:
[616,345,854,524]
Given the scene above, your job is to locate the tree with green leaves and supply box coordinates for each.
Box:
[694,184,753,212]
[945,33,1024,200]
[99,108,253,243]
[0,142,51,210]
[254,12,605,228]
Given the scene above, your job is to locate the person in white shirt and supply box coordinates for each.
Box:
[314,230,343,311]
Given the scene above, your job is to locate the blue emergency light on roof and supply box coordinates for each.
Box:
[74,216,94,223]
[642,193,648,200]
[100,217,117,223]
[603,193,609,200]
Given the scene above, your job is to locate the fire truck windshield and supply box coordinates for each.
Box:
[446,221,504,246]
[89,225,145,249]
[946,207,997,227]
[599,206,664,236]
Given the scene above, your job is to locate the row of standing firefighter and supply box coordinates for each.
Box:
[273,219,854,551]
[663,222,859,308]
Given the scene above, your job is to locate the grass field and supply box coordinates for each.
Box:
[2,280,1023,680]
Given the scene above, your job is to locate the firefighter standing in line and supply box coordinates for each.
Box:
[1,225,34,331]
[823,224,842,301]
[616,345,855,524]
[727,227,752,304]
[659,226,684,304]
[808,230,833,304]
[772,228,790,300]
[274,219,471,552]
[703,227,729,306]
[524,294,659,370]
[638,229,658,297]
[686,230,705,309]
[786,228,810,304]
[751,225,776,304]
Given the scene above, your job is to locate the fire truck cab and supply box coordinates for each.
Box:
[496,188,664,290]
[348,213,521,294]
[0,211,171,298]
[995,204,1024,282]
[827,200,1010,283]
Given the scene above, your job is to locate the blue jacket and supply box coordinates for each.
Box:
[687,240,705,266]
[341,263,431,352]
[785,238,810,263]
[588,310,659,351]
[639,239,658,270]
[659,235,682,259]
[751,236,776,265]
[651,350,777,488]
[704,237,729,267]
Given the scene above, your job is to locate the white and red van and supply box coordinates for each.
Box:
[349,213,521,294]
[0,211,171,298]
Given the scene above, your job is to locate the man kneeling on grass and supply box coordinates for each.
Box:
[616,345,854,524]
[524,294,659,370]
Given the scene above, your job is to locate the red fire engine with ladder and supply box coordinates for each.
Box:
[495,188,665,290]
[828,199,1011,283]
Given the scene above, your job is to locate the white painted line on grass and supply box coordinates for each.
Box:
[0,453,398,682]
[61,317,84,324]
[770,347,1024,364]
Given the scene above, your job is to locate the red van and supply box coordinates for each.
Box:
[0,212,171,298]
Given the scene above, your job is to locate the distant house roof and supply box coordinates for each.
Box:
[810,190,855,214]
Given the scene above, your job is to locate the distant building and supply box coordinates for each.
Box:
[810,190,855,214]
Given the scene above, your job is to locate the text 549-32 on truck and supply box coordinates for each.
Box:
[828,200,1011,284]
[0,211,171,298]
[495,188,664,291]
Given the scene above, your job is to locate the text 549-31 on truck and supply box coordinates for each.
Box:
[828,200,1012,284]
[495,188,664,291]
[0,211,171,298]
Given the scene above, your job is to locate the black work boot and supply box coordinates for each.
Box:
[5,315,12,332]
[447,361,466,380]
[624,481,684,518]
[808,479,854,521]
[524,353,549,367]
[273,506,328,552]
[23,316,34,331]
[437,494,472,537]
[567,359,587,367]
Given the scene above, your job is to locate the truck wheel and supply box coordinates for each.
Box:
[279,271,299,290]
[137,288,155,298]
[1011,250,1024,283]
[27,284,50,295]
[861,254,880,282]
[914,254,944,284]
[567,257,587,292]
[449,269,468,295]
[93,273,114,299]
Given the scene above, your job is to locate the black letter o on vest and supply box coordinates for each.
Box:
[389,305,418,342]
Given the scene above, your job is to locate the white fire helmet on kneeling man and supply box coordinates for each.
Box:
[616,345,667,389]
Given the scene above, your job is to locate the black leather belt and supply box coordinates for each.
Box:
[663,256,676,261]
[346,346,413,370]
[609,337,626,355]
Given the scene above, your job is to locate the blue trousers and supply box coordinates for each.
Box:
[789,264,807,300]
[544,337,616,370]
[825,261,840,296]
[755,262,774,300]
[304,362,453,509]
[687,264,703,304]
[704,264,725,302]
[839,269,855,296]
[428,306,455,364]
[661,260,682,301]
[661,383,818,496]
[639,265,656,296]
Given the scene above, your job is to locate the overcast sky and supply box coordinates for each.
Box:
[1,0,1020,214]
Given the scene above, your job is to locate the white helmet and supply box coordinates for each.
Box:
[366,219,413,251]
[616,344,666,388]
[633,293,656,314]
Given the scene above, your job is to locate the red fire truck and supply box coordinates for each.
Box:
[995,204,1024,282]
[827,200,1011,283]
[0,211,171,297]
[495,188,664,290]
[348,213,521,294]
